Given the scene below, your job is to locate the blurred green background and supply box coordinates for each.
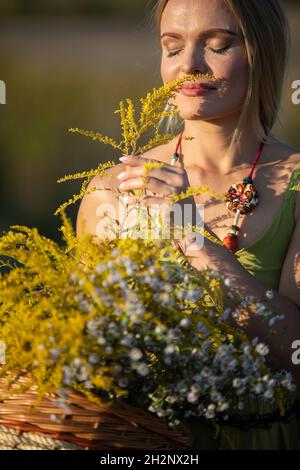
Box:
[0,0,299,242]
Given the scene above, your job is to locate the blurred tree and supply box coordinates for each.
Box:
[0,0,155,17]
[0,0,297,17]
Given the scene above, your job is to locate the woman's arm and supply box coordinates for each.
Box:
[186,214,300,383]
[76,165,125,242]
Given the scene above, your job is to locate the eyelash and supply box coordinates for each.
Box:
[167,45,231,57]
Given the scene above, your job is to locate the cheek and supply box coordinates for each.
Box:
[160,57,177,84]
[213,50,249,100]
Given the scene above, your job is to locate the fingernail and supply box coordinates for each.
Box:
[119,182,126,189]
[117,172,126,180]
[119,156,131,162]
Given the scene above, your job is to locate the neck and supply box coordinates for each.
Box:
[181,116,264,175]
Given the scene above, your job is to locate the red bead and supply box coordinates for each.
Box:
[223,234,238,253]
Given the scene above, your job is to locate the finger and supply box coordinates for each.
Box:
[117,165,179,186]
[143,176,177,196]
[119,176,175,195]
[117,166,155,181]
[119,155,178,173]
[119,155,150,166]
[118,177,147,191]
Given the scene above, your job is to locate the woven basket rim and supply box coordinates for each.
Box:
[0,372,192,450]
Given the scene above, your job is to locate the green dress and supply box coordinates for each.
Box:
[184,162,300,450]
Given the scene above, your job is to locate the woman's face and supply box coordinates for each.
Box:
[160,0,248,122]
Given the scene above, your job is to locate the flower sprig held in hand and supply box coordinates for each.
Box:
[54,73,218,217]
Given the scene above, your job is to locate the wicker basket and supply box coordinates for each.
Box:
[0,374,192,450]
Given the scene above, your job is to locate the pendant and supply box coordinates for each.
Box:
[225,177,259,215]
[223,177,259,253]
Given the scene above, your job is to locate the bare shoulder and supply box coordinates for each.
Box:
[268,137,300,166]
[76,164,122,238]
[141,136,178,163]
[87,162,124,192]
[269,138,300,218]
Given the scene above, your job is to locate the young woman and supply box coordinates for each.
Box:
[77,0,300,449]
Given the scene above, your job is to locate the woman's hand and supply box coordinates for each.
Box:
[117,154,189,200]
[117,155,201,240]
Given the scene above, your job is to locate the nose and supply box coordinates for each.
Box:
[181,45,208,75]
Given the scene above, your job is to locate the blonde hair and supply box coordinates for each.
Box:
[154,0,290,145]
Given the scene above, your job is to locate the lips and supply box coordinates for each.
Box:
[180,83,217,97]
[181,83,216,91]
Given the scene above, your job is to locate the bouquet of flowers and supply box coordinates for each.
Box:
[0,219,295,427]
[0,75,295,446]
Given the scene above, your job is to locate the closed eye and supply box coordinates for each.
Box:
[167,44,231,58]
[167,50,182,58]
[209,45,231,54]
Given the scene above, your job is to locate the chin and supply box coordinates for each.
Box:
[179,114,205,121]
[178,108,217,121]
[178,104,239,122]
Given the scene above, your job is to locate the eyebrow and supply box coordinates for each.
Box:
[160,28,239,40]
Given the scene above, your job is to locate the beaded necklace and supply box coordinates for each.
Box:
[170,131,265,257]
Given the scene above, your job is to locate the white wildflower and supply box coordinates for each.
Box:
[136,362,150,376]
[255,343,269,356]
[164,345,176,355]
[129,348,143,361]
[187,391,199,403]
[205,404,216,419]
[95,263,106,274]
[179,318,191,328]
[266,290,274,300]
[224,277,233,288]
[254,383,263,394]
